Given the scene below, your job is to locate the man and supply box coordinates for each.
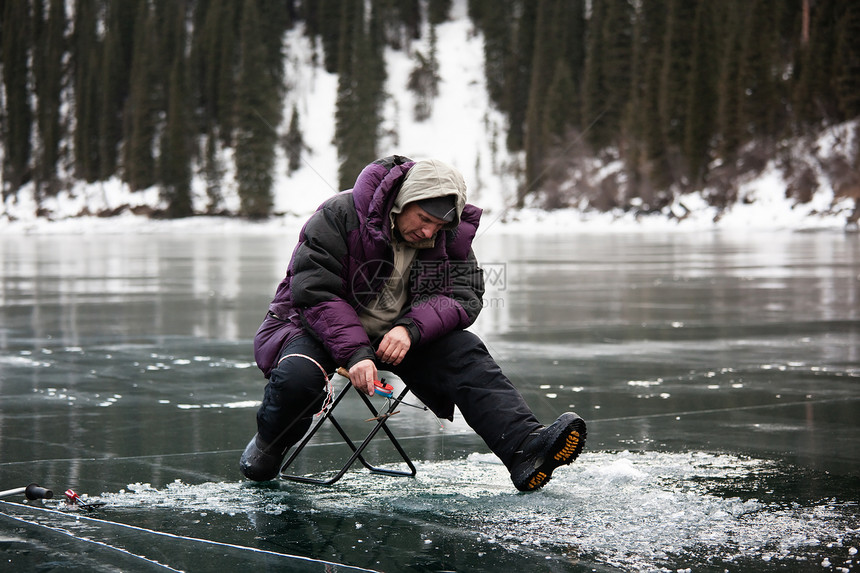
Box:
[241,155,586,491]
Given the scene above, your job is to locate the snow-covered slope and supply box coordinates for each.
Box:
[1,1,856,234]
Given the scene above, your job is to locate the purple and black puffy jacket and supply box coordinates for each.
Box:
[253,155,485,378]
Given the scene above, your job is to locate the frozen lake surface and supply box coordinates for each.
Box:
[1,228,858,572]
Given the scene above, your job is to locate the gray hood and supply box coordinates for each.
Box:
[391,159,467,230]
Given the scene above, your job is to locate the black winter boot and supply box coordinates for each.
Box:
[510,412,587,492]
[239,434,286,482]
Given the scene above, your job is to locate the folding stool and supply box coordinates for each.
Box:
[279,373,417,485]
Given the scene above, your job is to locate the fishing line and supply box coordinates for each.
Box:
[6,399,851,469]
[463,109,612,407]
[0,503,184,572]
[253,108,338,194]
[0,432,460,469]
[379,394,443,430]
[588,395,860,424]
[0,450,242,468]
[0,500,381,573]
[476,105,609,239]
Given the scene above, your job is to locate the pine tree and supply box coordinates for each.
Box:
[622,1,647,195]
[285,105,304,174]
[99,1,137,181]
[476,0,541,151]
[480,0,514,112]
[334,0,361,189]
[202,128,224,213]
[835,0,860,118]
[505,1,538,152]
[737,0,784,141]
[523,0,556,200]
[407,25,440,122]
[582,0,633,150]
[161,1,193,218]
[522,0,591,204]
[299,0,319,38]
[218,0,240,142]
[258,0,292,87]
[683,1,718,184]
[557,0,586,131]
[335,0,386,190]
[32,0,66,199]
[428,0,452,25]
[717,0,745,158]
[581,0,604,149]
[599,0,634,143]
[467,0,486,26]
[624,0,673,196]
[361,0,388,168]
[72,0,105,183]
[124,0,157,191]
[191,0,239,140]
[543,60,576,143]
[659,0,699,151]
[319,0,344,74]
[375,0,421,50]
[792,0,841,127]
[2,0,33,198]
[191,0,217,129]
[235,0,281,218]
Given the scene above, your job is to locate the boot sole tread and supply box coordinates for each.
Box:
[514,415,587,492]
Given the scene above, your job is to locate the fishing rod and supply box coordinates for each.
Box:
[0,483,53,500]
[1,482,105,510]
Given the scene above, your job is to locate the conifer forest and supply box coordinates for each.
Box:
[1,0,859,219]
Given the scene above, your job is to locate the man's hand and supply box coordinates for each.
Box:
[348,359,378,396]
[376,325,411,365]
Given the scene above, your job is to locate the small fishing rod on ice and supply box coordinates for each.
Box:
[0,483,53,501]
[1,482,105,510]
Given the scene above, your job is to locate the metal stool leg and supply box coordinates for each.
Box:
[279,383,417,485]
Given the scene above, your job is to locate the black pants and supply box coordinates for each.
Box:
[255,330,542,470]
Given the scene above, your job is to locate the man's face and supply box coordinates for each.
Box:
[395,203,447,244]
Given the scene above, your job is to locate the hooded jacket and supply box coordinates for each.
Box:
[253,155,485,378]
